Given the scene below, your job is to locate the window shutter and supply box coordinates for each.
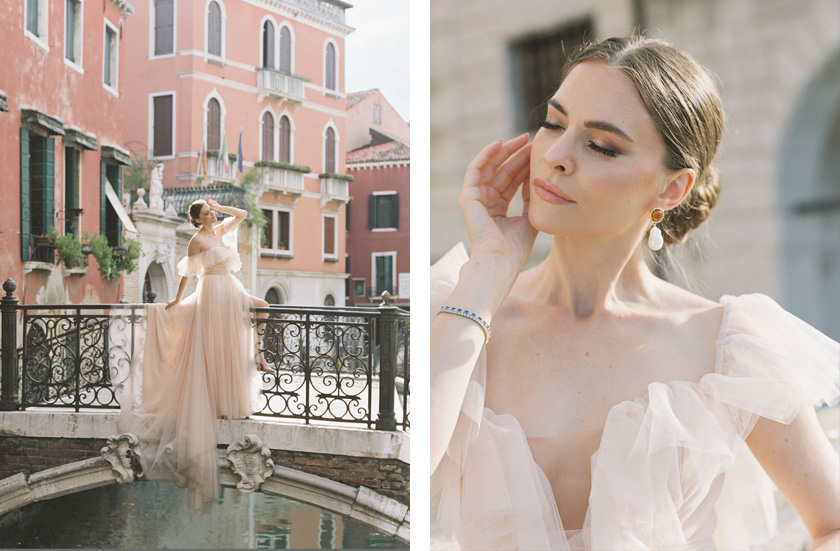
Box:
[324,217,335,255]
[208,2,222,57]
[64,148,76,235]
[261,112,274,161]
[368,195,375,229]
[155,0,174,56]
[65,0,75,61]
[391,193,399,229]
[279,116,290,162]
[100,160,107,236]
[26,0,38,36]
[20,128,30,261]
[278,211,289,246]
[325,127,336,173]
[325,43,336,91]
[44,137,55,235]
[106,165,122,247]
[279,26,291,73]
[345,200,350,230]
[153,95,173,157]
[262,21,274,69]
[208,98,221,151]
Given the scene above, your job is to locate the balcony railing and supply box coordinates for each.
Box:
[262,165,306,194]
[257,68,306,104]
[320,176,350,200]
[0,280,409,431]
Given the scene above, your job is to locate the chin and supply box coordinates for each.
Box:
[528,200,578,236]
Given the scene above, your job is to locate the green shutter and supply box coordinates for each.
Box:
[20,128,30,261]
[368,195,375,229]
[392,193,399,229]
[44,137,55,234]
[100,160,107,236]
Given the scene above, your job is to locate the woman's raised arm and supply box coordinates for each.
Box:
[206,196,247,234]
[431,134,537,473]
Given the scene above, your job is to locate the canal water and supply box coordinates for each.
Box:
[0,481,408,549]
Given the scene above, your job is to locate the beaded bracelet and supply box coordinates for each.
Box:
[437,306,492,344]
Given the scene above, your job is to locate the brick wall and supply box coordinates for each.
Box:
[0,437,107,480]
[0,436,409,506]
[271,450,409,505]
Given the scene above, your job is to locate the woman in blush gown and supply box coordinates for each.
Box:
[430,37,840,550]
[119,197,271,512]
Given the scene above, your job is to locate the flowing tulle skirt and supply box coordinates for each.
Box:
[118,272,257,511]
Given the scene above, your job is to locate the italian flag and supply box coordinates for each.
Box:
[220,133,230,177]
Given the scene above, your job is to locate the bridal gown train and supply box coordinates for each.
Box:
[430,244,840,550]
[118,242,257,512]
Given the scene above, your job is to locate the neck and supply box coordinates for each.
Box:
[530,231,661,319]
[200,225,216,237]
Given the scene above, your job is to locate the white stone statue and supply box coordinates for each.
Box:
[149,163,165,213]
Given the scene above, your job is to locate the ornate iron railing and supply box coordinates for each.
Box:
[0,279,409,431]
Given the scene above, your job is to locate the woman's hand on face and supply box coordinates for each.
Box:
[205,196,222,210]
[459,133,537,270]
[164,297,181,310]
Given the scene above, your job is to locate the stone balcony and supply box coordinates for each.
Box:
[319,175,351,202]
[259,164,306,196]
[257,69,306,106]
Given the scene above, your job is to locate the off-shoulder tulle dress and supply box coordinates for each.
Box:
[118,241,257,511]
[431,244,840,550]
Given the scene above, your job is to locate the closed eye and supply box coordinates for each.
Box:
[588,141,617,158]
[538,120,564,131]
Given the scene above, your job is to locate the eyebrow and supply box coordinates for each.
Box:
[549,99,634,143]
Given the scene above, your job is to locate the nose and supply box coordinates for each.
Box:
[542,132,575,175]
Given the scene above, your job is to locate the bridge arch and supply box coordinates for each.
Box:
[0,454,409,542]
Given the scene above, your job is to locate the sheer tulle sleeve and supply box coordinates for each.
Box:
[176,254,202,277]
[430,244,567,550]
[716,293,839,430]
[709,294,840,547]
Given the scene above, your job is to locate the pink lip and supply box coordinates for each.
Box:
[533,178,576,205]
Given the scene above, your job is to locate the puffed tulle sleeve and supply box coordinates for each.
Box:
[176,254,202,277]
[707,294,840,548]
[430,244,567,550]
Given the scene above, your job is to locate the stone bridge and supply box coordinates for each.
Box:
[0,410,410,541]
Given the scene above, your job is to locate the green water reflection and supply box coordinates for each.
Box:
[0,481,408,549]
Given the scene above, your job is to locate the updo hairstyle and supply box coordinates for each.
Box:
[562,36,724,245]
[187,199,206,228]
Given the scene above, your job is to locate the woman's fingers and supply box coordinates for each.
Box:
[499,158,531,202]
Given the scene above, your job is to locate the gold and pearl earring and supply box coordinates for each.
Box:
[648,208,665,251]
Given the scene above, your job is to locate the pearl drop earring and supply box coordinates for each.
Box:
[648,208,665,251]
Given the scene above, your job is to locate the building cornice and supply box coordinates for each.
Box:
[347,160,410,170]
[242,0,355,37]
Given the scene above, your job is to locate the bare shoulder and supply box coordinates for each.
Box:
[187,234,204,257]
[653,279,722,319]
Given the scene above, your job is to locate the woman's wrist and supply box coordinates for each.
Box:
[451,256,520,321]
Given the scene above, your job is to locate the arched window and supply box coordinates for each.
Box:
[265,287,282,305]
[262,21,274,69]
[279,115,291,163]
[279,26,291,73]
[207,1,222,57]
[261,112,274,161]
[324,127,336,173]
[324,294,335,307]
[325,42,336,91]
[207,98,221,151]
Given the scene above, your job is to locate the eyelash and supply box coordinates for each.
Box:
[538,120,618,158]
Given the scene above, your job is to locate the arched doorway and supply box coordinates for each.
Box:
[143,262,168,304]
[264,287,284,305]
[777,49,840,340]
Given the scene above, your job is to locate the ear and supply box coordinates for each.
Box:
[658,168,696,209]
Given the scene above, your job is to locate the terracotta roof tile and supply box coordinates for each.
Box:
[347,141,410,164]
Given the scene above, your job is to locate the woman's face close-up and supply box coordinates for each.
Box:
[528,60,675,241]
[199,204,217,228]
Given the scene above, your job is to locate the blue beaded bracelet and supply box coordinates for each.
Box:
[437,306,492,344]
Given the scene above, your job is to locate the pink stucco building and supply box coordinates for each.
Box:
[1,0,135,305]
[121,0,353,306]
[345,90,410,308]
